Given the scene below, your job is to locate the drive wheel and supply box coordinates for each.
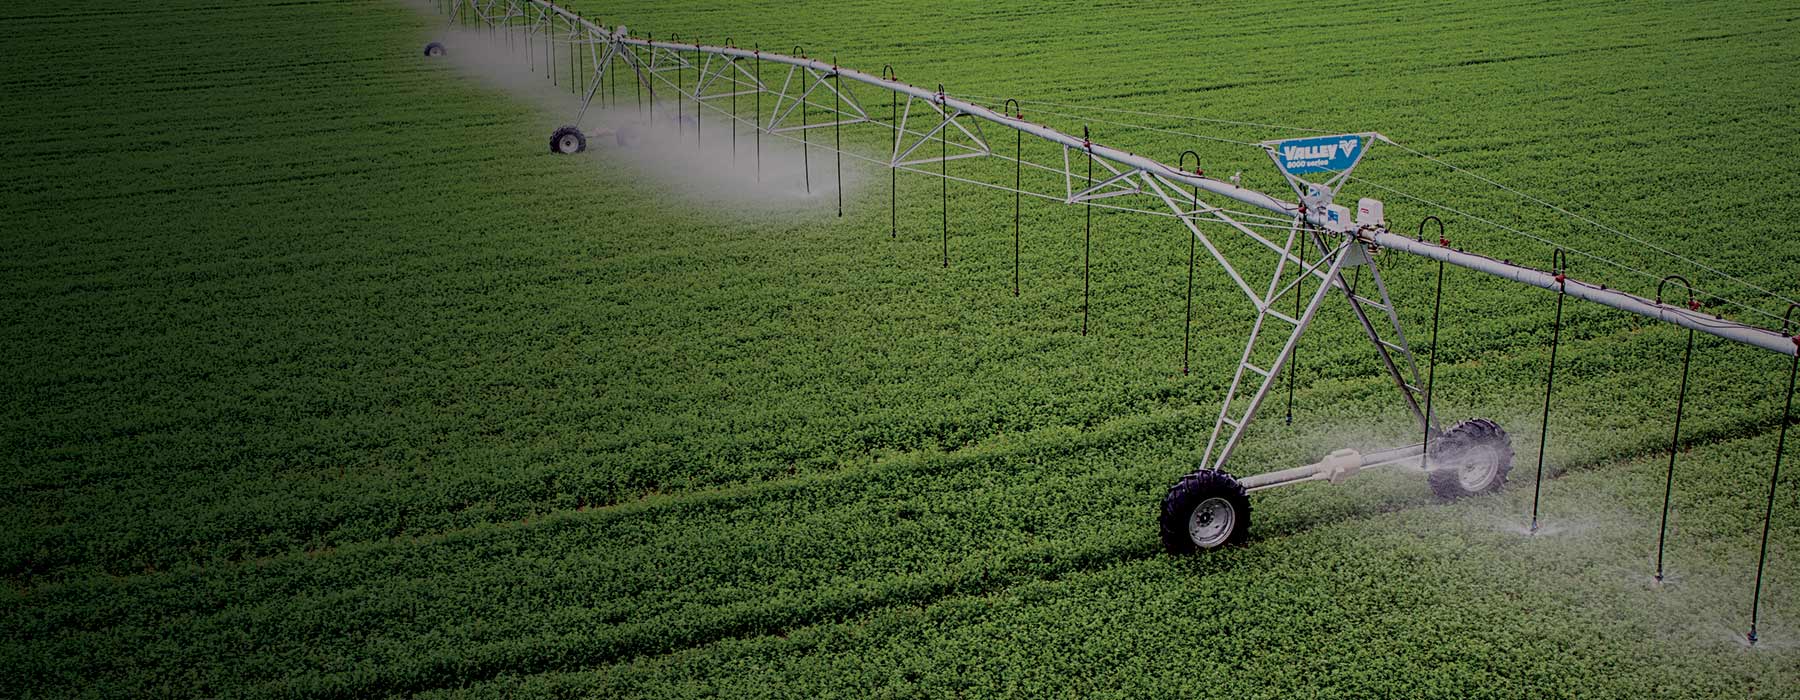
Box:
[1160,469,1251,554]
[549,125,586,155]
[423,42,446,57]
[1426,418,1513,500]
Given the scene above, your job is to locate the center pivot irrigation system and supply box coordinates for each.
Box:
[427,0,1797,642]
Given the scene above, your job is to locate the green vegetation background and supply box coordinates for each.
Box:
[3,0,1798,697]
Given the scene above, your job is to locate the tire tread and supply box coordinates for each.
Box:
[1426,418,1514,500]
[1159,469,1251,554]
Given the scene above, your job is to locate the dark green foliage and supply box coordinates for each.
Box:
[2,0,1797,697]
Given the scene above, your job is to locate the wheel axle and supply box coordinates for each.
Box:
[1162,418,1512,553]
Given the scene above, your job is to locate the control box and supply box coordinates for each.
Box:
[1357,197,1385,229]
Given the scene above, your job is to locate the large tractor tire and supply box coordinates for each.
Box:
[1159,469,1251,554]
[1426,418,1514,500]
[549,125,587,155]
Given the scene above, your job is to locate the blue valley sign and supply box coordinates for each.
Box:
[1275,134,1366,176]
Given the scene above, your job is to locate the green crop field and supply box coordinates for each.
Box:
[5,0,1800,697]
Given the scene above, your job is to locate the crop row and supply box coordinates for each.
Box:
[6,0,1800,586]
[421,433,1798,699]
[4,0,1800,695]
[6,324,1794,697]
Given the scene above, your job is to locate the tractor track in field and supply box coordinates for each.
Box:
[7,320,1779,588]
[12,367,1787,699]
[256,537,1170,699]
[258,418,1799,700]
[10,1,1800,695]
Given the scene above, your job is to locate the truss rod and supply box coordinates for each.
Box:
[1372,232,1798,357]
[490,0,1798,359]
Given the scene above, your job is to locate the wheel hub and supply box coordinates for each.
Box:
[1187,497,1235,549]
[1445,445,1500,490]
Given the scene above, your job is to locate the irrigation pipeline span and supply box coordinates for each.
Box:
[503,0,1800,358]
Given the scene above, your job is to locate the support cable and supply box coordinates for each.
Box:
[959,91,1797,320]
[1380,138,1800,311]
[956,93,1332,135]
[1348,176,1791,329]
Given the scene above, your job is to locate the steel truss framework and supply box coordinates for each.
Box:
[438,0,1798,478]
[431,0,1800,642]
